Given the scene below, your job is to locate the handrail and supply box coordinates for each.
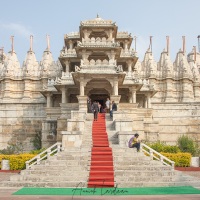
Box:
[25,142,62,169]
[141,143,175,169]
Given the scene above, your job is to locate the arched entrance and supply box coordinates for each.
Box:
[86,79,112,110]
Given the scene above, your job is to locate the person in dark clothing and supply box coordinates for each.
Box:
[110,101,117,119]
[87,97,92,113]
[91,101,99,121]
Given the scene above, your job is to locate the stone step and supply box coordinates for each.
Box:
[0,181,88,188]
[45,160,89,166]
[114,166,172,174]
[10,174,88,182]
[31,165,90,171]
[115,176,174,182]
[19,169,89,176]
[51,155,90,161]
[115,181,200,188]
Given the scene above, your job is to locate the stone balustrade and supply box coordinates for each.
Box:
[77,65,117,73]
[81,59,116,66]
[78,37,120,47]
[81,19,113,26]
[120,49,136,57]
[117,31,131,38]
[65,32,80,38]
[60,48,77,57]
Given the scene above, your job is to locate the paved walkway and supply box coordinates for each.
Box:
[0,172,200,200]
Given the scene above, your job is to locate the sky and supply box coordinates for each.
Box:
[0,0,200,64]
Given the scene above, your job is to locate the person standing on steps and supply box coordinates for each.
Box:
[128,133,140,152]
[110,100,117,120]
[91,101,99,121]
[105,97,111,113]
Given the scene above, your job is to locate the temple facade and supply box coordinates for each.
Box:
[0,16,200,151]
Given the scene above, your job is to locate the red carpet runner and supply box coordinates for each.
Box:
[88,113,114,187]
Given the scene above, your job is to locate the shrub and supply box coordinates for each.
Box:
[161,152,191,167]
[148,141,180,153]
[177,135,199,156]
[0,154,35,170]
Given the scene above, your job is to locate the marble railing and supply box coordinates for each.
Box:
[60,49,77,57]
[117,32,130,38]
[81,20,113,26]
[78,65,117,72]
[65,32,80,38]
[26,142,62,169]
[78,38,120,47]
[120,49,136,57]
[81,59,116,66]
[141,143,175,169]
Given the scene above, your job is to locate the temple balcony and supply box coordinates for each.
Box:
[60,48,77,58]
[120,49,136,58]
[78,37,120,48]
[75,59,123,74]
[64,32,80,39]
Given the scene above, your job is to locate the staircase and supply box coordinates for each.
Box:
[0,113,200,188]
[88,113,114,187]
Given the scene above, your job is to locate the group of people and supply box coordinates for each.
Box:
[87,97,117,121]
[87,96,140,152]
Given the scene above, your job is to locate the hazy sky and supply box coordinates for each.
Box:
[0,0,200,64]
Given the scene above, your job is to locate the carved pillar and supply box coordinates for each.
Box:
[64,60,69,73]
[129,86,137,103]
[61,86,68,103]
[46,93,52,107]
[144,96,148,108]
[126,60,133,74]
[80,81,85,96]
[146,94,151,108]
[69,40,73,49]
[113,79,118,95]
[125,40,128,50]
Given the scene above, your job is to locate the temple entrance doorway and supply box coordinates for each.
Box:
[86,79,112,112]
[89,91,109,112]
[88,88,110,109]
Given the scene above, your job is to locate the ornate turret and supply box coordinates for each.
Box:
[40,35,61,78]
[23,35,40,77]
[3,50,21,78]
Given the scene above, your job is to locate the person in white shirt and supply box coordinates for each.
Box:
[105,98,110,113]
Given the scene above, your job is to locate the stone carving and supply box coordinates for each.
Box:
[75,65,81,72]
[55,77,62,84]
[116,65,123,73]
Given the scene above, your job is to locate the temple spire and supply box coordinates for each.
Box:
[46,34,50,51]
[182,36,186,55]
[166,36,170,55]
[10,36,14,54]
[149,36,153,53]
[193,46,196,63]
[134,36,137,52]
[0,47,4,62]
[30,35,33,51]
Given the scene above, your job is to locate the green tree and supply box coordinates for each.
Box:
[177,135,199,156]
